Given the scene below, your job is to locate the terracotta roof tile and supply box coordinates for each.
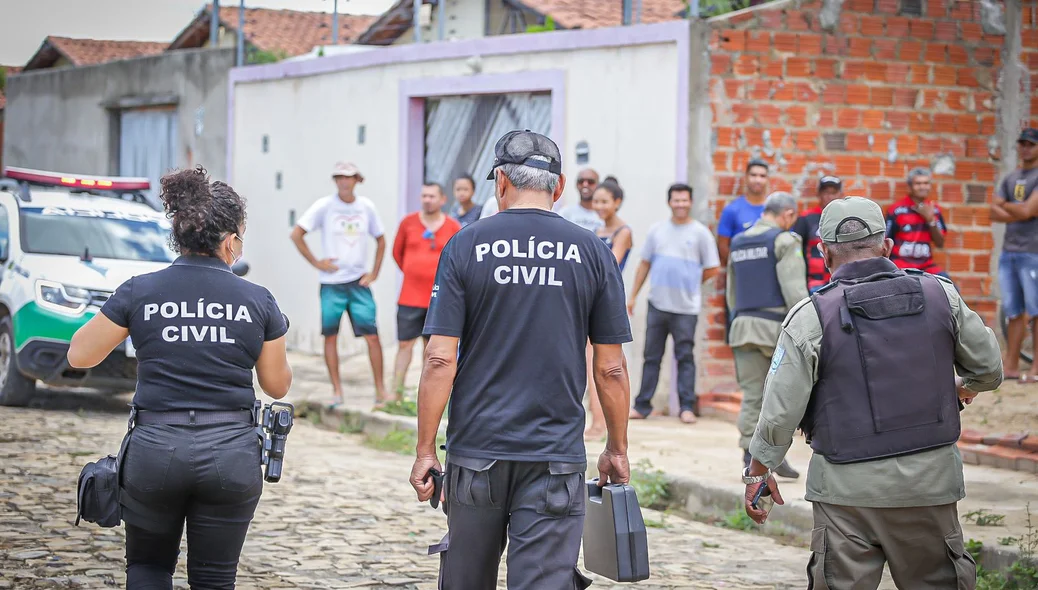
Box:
[518,0,686,29]
[181,6,375,57]
[45,37,168,66]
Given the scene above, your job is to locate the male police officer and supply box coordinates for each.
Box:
[726,192,805,478]
[743,197,1003,589]
[409,130,633,589]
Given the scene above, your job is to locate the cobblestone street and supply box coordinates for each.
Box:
[0,389,812,589]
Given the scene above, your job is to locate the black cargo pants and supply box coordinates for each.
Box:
[432,456,593,590]
[120,422,263,590]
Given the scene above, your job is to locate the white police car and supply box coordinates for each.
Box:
[0,168,183,405]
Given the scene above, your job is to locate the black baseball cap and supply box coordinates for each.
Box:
[1018,128,1038,145]
[818,175,842,190]
[486,130,563,180]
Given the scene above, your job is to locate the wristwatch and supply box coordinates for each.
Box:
[742,467,771,485]
[928,219,939,227]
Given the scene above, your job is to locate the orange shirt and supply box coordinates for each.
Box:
[392,213,461,308]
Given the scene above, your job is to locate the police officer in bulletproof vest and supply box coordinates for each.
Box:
[67,166,294,588]
[726,191,805,479]
[408,130,634,589]
[742,197,1002,589]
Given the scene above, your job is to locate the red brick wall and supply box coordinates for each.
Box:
[700,0,1022,391]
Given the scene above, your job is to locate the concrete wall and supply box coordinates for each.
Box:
[391,0,533,44]
[229,28,684,368]
[3,48,235,181]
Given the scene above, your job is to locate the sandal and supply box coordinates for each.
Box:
[1020,374,1038,384]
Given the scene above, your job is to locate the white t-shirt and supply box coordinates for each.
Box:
[296,194,385,284]
[559,203,605,233]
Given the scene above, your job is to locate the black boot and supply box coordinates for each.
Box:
[774,459,800,480]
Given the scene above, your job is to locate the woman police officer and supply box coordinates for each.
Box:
[68,166,293,588]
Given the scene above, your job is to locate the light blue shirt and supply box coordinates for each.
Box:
[642,219,720,315]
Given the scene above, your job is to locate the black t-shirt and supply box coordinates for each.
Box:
[101,255,288,412]
[424,208,632,463]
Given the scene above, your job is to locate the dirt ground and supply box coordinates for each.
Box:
[960,375,1038,435]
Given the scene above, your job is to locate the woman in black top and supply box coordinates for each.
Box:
[68,166,293,589]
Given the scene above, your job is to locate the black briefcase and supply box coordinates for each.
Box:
[582,480,650,582]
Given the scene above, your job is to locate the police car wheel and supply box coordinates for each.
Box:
[0,316,35,407]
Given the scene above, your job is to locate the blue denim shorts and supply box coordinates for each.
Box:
[998,251,1038,319]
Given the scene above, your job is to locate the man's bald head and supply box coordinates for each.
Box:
[576,168,599,201]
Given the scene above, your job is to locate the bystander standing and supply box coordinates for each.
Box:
[627,184,720,424]
[290,162,388,408]
[885,168,950,280]
[792,176,843,293]
[450,175,481,228]
[991,128,1038,382]
[391,182,460,396]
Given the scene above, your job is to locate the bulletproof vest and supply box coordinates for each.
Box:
[800,259,959,464]
[730,227,786,322]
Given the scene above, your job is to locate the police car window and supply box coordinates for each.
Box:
[0,205,9,259]
[20,206,174,262]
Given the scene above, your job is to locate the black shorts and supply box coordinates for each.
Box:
[397,305,428,342]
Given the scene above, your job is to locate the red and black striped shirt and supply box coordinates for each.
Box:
[884,196,947,274]
[792,206,830,291]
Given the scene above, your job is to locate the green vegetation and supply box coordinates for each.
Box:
[972,504,1038,589]
[689,0,755,17]
[377,398,419,417]
[718,508,756,532]
[0,68,7,93]
[525,15,557,33]
[964,509,1008,527]
[365,428,419,455]
[630,459,669,509]
[247,48,288,65]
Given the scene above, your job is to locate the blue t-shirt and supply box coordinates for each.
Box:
[424,208,632,463]
[717,196,765,239]
[101,255,288,412]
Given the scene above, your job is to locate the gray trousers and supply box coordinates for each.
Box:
[809,502,976,590]
[733,344,773,450]
[432,456,592,590]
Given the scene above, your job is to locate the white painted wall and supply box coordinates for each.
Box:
[231,40,680,362]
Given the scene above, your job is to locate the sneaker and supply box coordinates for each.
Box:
[774,459,800,480]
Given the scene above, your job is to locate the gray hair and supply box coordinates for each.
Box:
[763,191,797,216]
[498,155,560,194]
[906,167,931,185]
[824,219,886,259]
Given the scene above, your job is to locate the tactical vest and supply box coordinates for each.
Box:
[800,260,959,464]
[730,227,786,322]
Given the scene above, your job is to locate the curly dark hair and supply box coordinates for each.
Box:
[159,166,247,256]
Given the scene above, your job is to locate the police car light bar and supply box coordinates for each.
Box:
[2,167,151,191]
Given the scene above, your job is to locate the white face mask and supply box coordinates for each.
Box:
[230,235,243,266]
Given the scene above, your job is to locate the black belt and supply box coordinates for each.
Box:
[134,409,255,426]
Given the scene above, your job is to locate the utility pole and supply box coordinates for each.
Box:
[687,0,699,18]
[622,0,632,25]
[210,0,220,46]
[437,0,445,41]
[636,0,642,23]
[236,0,245,66]
[413,0,422,43]
[332,0,339,45]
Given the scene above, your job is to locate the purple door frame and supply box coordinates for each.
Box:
[397,71,566,216]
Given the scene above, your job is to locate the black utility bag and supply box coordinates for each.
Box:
[582,480,650,583]
[75,409,135,528]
